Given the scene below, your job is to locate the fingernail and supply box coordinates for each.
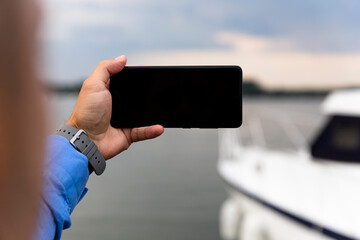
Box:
[115,55,125,61]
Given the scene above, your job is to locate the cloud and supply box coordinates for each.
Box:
[42,0,360,51]
[41,0,360,83]
[133,32,360,90]
[42,1,125,41]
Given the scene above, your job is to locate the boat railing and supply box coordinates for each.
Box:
[219,107,324,160]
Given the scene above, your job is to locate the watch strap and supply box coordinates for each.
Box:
[55,124,106,175]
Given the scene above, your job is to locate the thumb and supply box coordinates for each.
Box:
[89,55,127,84]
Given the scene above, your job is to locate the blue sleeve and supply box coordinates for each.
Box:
[34,135,90,240]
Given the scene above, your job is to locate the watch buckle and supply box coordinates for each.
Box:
[70,129,87,149]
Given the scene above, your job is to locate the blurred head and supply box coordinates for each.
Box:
[0,0,45,239]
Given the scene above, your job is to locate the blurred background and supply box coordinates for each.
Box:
[41,0,360,239]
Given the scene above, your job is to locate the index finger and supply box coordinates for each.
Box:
[130,125,164,143]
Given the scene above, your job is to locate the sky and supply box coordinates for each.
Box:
[41,0,360,89]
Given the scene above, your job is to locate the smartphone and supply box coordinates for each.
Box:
[110,66,242,128]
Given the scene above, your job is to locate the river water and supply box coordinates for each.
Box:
[47,94,324,240]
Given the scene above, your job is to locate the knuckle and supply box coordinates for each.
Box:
[81,80,94,92]
[81,79,103,92]
[98,60,109,69]
[81,79,90,89]
[132,129,141,143]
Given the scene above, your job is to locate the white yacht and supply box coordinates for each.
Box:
[218,90,360,240]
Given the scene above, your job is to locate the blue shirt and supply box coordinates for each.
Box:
[34,135,90,239]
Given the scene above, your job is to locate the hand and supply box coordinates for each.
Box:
[67,56,164,160]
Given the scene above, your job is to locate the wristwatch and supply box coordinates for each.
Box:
[55,124,106,175]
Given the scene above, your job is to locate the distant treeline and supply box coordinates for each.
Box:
[47,79,348,97]
[242,81,329,97]
[47,82,83,94]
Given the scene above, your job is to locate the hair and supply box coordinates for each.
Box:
[0,0,46,239]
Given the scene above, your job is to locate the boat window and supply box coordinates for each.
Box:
[311,116,360,162]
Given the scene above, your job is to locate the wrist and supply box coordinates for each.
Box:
[66,116,79,129]
[55,124,106,176]
[66,117,104,157]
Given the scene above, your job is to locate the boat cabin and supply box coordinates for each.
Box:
[311,90,360,162]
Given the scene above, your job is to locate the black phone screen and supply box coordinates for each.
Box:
[110,66,242,128]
